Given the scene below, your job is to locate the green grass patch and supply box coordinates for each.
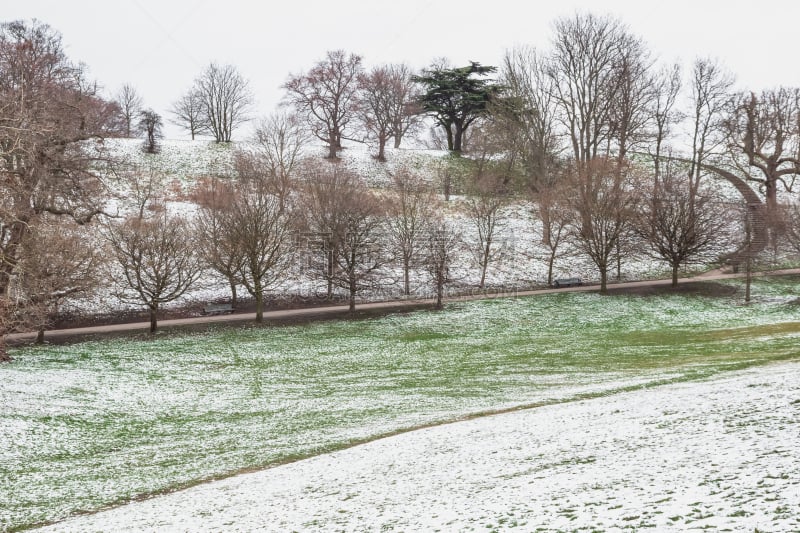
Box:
[2,277,800,530]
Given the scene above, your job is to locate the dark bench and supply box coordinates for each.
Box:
[202,303,235,315]
[552,277,582,288]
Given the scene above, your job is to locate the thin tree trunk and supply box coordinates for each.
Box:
[672,264,679,288]
[435,275,444,310]
[255,287,264,323]
[403,256,411,296]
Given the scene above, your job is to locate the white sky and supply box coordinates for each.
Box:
[6,0,800,139]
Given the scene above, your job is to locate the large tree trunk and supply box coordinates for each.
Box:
[599,268,608,294]
[435,275,444,310]
[149,305,158,333]
[671,263,679,288]
[376,137,386,162]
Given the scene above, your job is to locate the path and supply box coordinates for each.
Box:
[7,268,800,344]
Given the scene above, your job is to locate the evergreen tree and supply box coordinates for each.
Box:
[414,62,500,153]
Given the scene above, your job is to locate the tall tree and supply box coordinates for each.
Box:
[283,50,363,159]
[688,58,734,196]
[226,155,298,322]
[358,63,422,160]
[169,89,207,140]
[725,88,800,216]
[464,171,507,289]
[566,158,639,293]
[0,20,120,346]
[650,64,682,183]
[193,178,245,307]
[385,169,435,295]
[413,61,500,153]
[425,219,460,310]
[547,13,647,166]
[115,83,143,137]
[249,111,309,201]
[302,166,386,311]
[194,63,254,142]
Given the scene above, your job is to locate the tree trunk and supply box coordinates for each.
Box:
[229,279,238,308]
[255,285,264,323]
[548,253,555,286]
[393,135,402,149]
[435,275,444,310]
[403,256,411,296]
[0,340,10,362]
[599,268,608,294]
[349,285,356,314]
[149,305,158,333]
[453,127,463,153]
[672,263,679,288]
[376,137,386,162]
[36,327,45,345]
[479,241,491,289]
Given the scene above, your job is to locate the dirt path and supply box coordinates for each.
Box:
[7,268,800,345]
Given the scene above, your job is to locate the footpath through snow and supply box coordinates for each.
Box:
[35,361,800,532]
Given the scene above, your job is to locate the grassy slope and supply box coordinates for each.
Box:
[3,278,800,530]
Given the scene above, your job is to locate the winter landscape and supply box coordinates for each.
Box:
[3,3,800,532]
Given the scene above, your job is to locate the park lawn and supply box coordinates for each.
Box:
[2,277,800,531]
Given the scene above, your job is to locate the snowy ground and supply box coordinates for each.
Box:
[34,361,800,532]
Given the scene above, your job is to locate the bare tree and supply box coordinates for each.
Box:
[302,166,386,311]
[725,88,800,217]
[170,89,206,140]
[115,83,143,137]
[193,178,245,306]
[106,210,203,333]
[566,158,639,293]
[138,109,163,154]
[0,20,121,302]
[226,156,298,322]
[385,169,436,295]
[464,172,507,289]
[425,219,460,309]
[650,63,682,183]
[688,58,735,196]
[250,111,309,201]
[547,13,648,166]
[637,163,728,286]
[536,184,572,286]
[358,63,422,160]
[283,50,363,159]
[14,218,105,343]
[194,62,254,143]
[499,45,560,195]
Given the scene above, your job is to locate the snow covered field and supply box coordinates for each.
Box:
[34,361,800,532]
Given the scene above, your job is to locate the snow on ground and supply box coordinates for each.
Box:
[35,361,800,532]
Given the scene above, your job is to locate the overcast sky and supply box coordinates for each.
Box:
[6,0,800,138]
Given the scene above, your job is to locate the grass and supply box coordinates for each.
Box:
[2,277,800,531]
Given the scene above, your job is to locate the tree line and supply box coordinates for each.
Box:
[4,14,800,359]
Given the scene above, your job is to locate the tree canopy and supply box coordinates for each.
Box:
[413,61,501,153]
